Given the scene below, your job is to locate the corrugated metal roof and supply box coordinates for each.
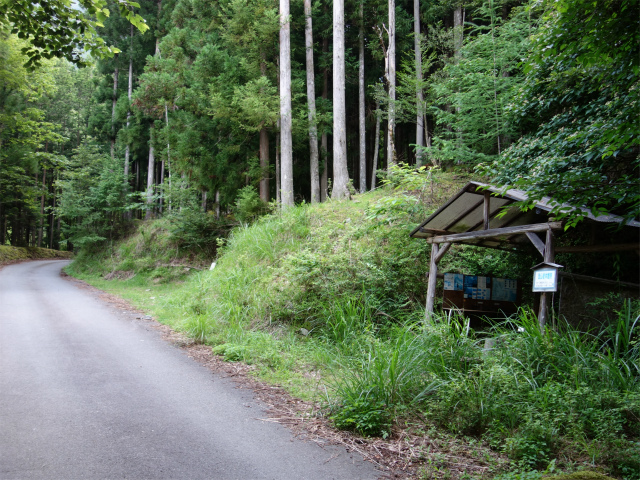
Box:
[410,182,640,250]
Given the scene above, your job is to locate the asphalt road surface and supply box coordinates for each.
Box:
[0,260,379,480]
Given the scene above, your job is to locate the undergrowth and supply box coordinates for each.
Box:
[67,168,638,479]
[0,245,72,264]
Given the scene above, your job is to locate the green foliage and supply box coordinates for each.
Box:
[0,0,148,68]
[180,315,211,344]
[479,0,640,224]
[166,208,228,257]
[429,2,533,165]
[366,163,445,224]
[441,243,532,281]
[330,398,391,438]
[234,186,270,223]
[327,304,639,474]
[321,294,376,346]
[57,141,129,248]
[212,343,247,362]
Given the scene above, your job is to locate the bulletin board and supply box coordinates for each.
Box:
[443,273,520,314]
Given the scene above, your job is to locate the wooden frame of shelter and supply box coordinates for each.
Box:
[410,182,640,328]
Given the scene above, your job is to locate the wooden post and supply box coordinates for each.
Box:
[425,242,451,321]
[483,191,490,230]
[538,227,555,330]
[426,243,439,321]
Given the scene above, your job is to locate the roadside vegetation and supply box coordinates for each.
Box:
[67,169,639,479]
[0,245,72,266]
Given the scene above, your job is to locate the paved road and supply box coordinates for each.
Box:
[0,260,378,479]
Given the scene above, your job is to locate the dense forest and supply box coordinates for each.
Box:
[0,0,638,249]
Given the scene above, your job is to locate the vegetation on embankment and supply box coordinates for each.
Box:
[67,169,639,480]
[0,245,73,266]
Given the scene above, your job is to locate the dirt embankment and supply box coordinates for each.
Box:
[0,245,73,268]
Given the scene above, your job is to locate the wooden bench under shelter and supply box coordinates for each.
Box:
[410,181,640,328]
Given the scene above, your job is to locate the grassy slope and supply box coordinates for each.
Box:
[67,173,465,394]
[0,245,73,266]
[67,171,638,479]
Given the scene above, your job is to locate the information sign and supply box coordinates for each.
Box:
[532,268,558,292]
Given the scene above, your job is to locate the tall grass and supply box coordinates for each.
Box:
[327,304,640,476]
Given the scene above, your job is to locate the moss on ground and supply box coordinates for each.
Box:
[0,245,72,265]
[545,472,615,480]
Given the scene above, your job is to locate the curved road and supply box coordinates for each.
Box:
[0,260,378,479]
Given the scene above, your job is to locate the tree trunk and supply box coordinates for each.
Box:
[320,37,329,202]
[49,175,56,249]
[279,0,294,207]
[37,167,46,247]
[124,25,133,191]
[135,159,140,193]
[386,0,396,169]
[453,5,464,160]
[358,1,366,192]
[371,99,381,188]
[453,6,464,61]
[332,0,349,200]
[414,0,425,166]
[259,59,270,203]
[145,126,155,220]
[275,117,281,205]
[305,0,320,204]
[259,128,270,202]
[215,189,220,219]
[164,104,172,211]
[111,56,119,159]
[0,202,4,245]
[159,154,165,213]
[201,190,207,212]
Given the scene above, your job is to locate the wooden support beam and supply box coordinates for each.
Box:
[483,192,491,230]
[427,221,564,244]
[425,242,452,321]
[555,242,640,253]
[465,200,515,233]
[559,272,640,289]
[526,232,546,257]
[435,242,451,263]
[538,227,555,330]
[419,227,450,235]
[544,227,554,263]
[425,243,439,320]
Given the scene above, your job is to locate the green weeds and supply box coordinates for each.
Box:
[316,302,639,476]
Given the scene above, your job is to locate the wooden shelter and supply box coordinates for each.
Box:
[410,182,640,328]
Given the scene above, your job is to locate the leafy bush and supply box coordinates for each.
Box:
[167,208,228,257]
[330,398,392,438]
[212,343,247,362]
[234,186,270,223]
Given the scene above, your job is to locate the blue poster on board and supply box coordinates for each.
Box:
[492,278,517,302]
